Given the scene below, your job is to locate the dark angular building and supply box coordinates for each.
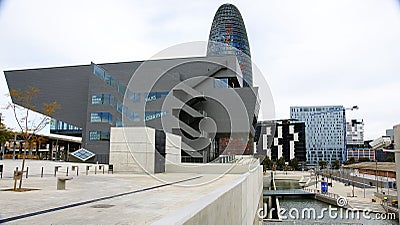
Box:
[5,4,259,164]
[207,3,252,87]
[5,55,259,164]
[255,120,306,164]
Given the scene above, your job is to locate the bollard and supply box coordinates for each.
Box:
[86,166,90,175]
[95,166,97,175]
[41,167,44,178]
[102,165,105,174]
[66,167,69,176]
[26,167,29,179]
[76,167,79,176]
[54,166,61,177]
[0,165,3,179]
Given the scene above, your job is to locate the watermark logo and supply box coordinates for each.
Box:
[258,203,396,221]
[119,41,275,186]
[336,196,348,207]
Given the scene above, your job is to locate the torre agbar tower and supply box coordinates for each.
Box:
[207,3,252,87]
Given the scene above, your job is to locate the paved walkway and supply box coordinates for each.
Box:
[306,176,395,213]
[0,159,241,224]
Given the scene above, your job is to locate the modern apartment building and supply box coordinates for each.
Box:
[290,106,346,165]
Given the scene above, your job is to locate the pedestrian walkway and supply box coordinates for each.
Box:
[306,176,392,213]
[349,199,386,213]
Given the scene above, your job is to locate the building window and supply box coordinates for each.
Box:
[144,92,168,102]
[126,90,141,103]
[104,72,115,87]
[116,118,123,127]
[90,112,113,124]
[117,101,123,113]
[89,131,101,140]
[91,94,114,105]
[118,82,127,95]
[93,65,105,80]
[126,110,140,122]
[89,131,110,141]
[214,78,228,88]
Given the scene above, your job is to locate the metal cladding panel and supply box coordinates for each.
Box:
[4,65,91,128]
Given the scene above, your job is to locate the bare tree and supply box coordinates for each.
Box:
[7,86,59,191]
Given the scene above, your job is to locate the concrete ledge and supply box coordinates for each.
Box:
[166,162,259,174]
[153,164,263,225]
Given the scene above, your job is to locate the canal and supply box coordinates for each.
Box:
[264,180,398,224]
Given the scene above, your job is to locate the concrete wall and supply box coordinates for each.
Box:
[394,124,400,149]
[166,132,181,164]
[109,127,181,173]
[154,162,263,225]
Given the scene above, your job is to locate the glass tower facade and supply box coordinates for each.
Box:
[207,3,252,87]
[290,106,347,165]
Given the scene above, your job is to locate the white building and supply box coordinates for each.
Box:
[346,119,364,145]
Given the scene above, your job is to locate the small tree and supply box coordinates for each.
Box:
[332,159,340,170]
[289,158,299,171]
[344,157,356,165]
[276,156,285,170]
[318,160,327,169]
[7,87,59,191]
[262,156,273,171]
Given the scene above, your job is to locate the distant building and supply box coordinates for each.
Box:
[207,3,252,87]
[346,119,364,145]
[255,119,306,163]
[290,106,346,165]
[347,140,374,161]
[386,129,394,141]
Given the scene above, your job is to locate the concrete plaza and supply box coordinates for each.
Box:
[0,159,259,224]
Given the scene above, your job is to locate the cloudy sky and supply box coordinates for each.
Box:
[0,0,399,140]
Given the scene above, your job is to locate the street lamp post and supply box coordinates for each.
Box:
[363,172,366,198]
[376,160,379,193]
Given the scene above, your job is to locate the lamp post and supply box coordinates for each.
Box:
[376,160,379,193]
[363,172,365,198]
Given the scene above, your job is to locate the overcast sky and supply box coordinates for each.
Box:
[0,0,399,140]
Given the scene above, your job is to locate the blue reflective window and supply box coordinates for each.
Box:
[50,119,56,130]
[144,92,168,102]
[126,110,140,122]
[144,111,167,121]
[90,112,102,123]
[89,131,110,141]
[100,131,110,140]
[91,95,102,104]
[214,78,229,88]
[127,90,141,103]
[104,72,115,87]
[91,112,112,124]
[89,131,101,141]
[118,82,127,95]
[93,65,105,79]
[117,101,123,113]
[116,118,123,127]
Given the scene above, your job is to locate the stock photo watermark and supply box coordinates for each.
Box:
[258,196,396,221]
